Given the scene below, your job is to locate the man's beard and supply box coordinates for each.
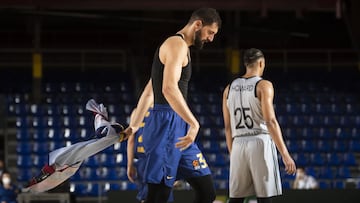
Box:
[194,30,205,50]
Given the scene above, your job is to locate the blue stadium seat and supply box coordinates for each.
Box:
[47,116,62,129]
[16,128,30,141]
[17,169,33,182]
[308,115,322,126]
[75,183,100,197]
[214,180,228,190]
[349,140,360,152]
[58,104,74,116]
[214,167,229,180]
[317,140,331,152]
[104,183,121,191]
[43,104,57,115]
[332,140,347,152]
[286,140,298,153]
[32,142,49,154]
[277,115,288,126]
[292,115,307,126]
[16,142,32,154]
[97,153,116,167]
[336,167,351,178]
[17,155,33,167]
[327,153,342,166]
[282,180,291,189]
[207,104,222,115]
[198,116,213,127]
[44,127,63,141]
[318,167,334,179]
[28,104,43,116]
[200,140,219,153]
[31,128,47,141]
[211,116,224,127]
[115,153,127,166]
[323,115,340,126]
[207,93,221,104]
[33,155,48,167]
[59,115,76,128]
[84,156,100,168]
[60,127,77,141]
[343,153,357,166]
[7,103,26,116]
[108,167,128,180]
[95,167,109,180]
[218,140,228,152]
[317,127,336,140]
[333,180,345,189]
[189,93,203,104]
[300,140,316,152]
[206,153,226,166]
[335,127,354,139]
[318,180,331,189]
[292,153,309,166]
[310,153,326,166]
[285,103,301,115]
[299,103,311,114]
[78,167,97,180]
[305,167,318,177]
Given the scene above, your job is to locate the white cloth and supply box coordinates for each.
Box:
[25,99,123,193]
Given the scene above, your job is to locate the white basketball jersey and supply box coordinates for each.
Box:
[226,76,269,137]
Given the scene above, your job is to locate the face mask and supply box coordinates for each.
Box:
[2,177,11,185]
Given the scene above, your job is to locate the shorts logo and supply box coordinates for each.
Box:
[192,160,201,170]
[166,176,174,180]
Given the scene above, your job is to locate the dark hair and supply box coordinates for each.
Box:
[188,8,222,28]
[243,48,264,67]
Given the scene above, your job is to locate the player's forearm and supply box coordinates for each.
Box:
[130,81,154,130]
[163,84,199,129]
[267,118,290,157]
[127,136,135,166]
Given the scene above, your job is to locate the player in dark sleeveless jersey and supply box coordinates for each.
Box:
[124,7,222,203]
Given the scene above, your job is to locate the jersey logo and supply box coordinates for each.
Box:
[136,146,145,153]
[166,176,174,180]
[137,135,143,143]
[192,160,201,170]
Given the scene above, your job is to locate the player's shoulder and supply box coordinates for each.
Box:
[162,35,187,49]
[257,79,273,88]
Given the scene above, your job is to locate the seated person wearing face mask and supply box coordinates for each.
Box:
[0,171,19,203]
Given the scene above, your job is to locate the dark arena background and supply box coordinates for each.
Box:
[0,0,359,203]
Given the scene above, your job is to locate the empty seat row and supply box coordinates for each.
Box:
[283,127,358,140]
[290,153,357,167]
[286,139,360,153]
[278,115,360,127]
[8,102,134,116]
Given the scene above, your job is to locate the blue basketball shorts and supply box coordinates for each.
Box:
[142,104,211,187]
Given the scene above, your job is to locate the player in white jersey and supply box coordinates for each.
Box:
[222,48,296,203]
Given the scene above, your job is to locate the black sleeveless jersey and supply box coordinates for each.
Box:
[151,34,192,104]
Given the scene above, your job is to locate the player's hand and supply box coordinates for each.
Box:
[123,126,138,140]
[127,165,137,183]
[282,154,296,175]
[175,125,199,151]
